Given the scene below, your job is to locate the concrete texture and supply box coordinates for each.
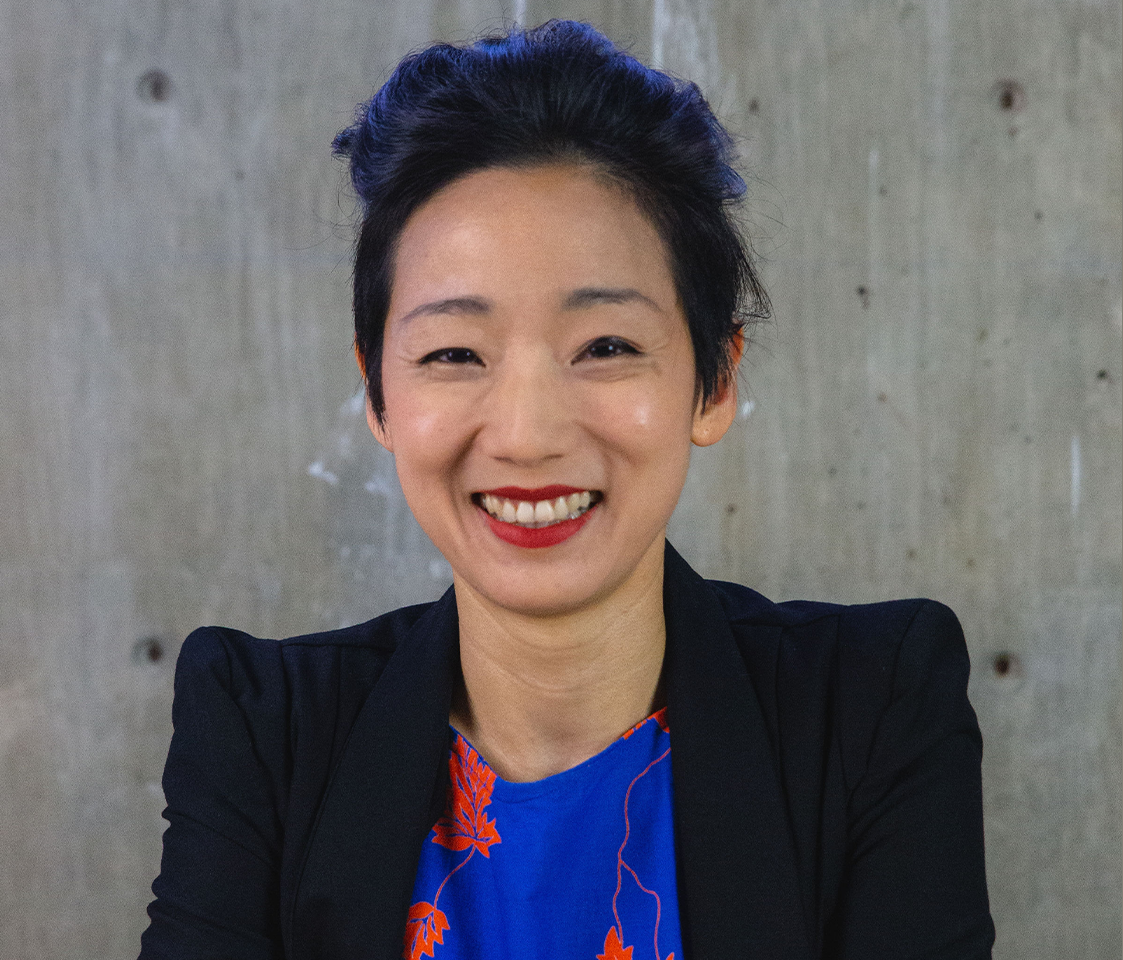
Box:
[0,0,1119,957]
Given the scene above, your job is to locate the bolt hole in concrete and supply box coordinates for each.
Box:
[994,79,1025,112]
[991,651,1023,681]
[132,636,165,665]
[137,69,172,103]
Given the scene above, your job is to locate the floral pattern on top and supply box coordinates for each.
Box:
[404,736,501,960]
[403,709,678,960]
[433,735,502,858]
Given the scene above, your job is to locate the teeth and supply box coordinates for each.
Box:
[479,491,600,528]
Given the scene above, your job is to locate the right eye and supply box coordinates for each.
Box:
[419,348,483,365]
[575,336,641,361]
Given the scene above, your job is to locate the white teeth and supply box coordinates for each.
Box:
[479,490,600,528]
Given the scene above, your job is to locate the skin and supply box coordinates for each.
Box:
[367,163,738,781]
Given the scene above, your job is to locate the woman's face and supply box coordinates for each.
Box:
[372,163,736,618]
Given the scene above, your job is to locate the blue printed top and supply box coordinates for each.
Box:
[404,708,681,960]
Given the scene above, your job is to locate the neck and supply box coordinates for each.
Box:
[450,540,667,783]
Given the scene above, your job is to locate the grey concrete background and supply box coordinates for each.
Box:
[1,0,1119,957]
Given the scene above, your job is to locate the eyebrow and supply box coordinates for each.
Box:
[396,287,662,324]
[397,296,490,325]
[562,287,662,312]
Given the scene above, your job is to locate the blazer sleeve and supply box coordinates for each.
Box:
[832,600,995,959]
[139,627,289,960]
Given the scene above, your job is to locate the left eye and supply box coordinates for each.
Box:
[578,337,640,360]
[420,347,483,365]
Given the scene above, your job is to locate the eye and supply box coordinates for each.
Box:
[419,347,483,365]
[577,336,640,361]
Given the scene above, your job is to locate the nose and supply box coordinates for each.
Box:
[479,348,570,466]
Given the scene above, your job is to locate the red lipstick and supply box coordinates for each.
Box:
[479,485,587,501]
[481,504,597,548]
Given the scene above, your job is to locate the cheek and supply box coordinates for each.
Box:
[590,379,696,467]
[381,403,472,550]
[381,377,471,485]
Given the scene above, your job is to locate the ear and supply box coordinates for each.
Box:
[356,344,394,452]
[691,331,743,447]
[365,394,394,452]
[691,378,737,447]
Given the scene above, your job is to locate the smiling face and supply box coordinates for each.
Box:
[371,163,736,619]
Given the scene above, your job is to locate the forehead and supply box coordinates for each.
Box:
[387,163,677,311]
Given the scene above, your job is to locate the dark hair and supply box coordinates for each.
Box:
[333,19,769,424]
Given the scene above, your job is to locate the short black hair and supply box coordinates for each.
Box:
[333,19,769,424]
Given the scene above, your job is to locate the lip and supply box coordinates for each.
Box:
[480,501,598,549]
[477,484,591,501]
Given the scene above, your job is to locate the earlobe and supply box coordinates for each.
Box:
[691,332,742,447]
[691,379,737,447]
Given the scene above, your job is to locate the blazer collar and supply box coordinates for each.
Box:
[664,543,813,959]
[293,544,811,960]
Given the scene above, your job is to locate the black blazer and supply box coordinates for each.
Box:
[140,544,994,959]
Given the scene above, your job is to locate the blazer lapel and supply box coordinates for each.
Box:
[291,587,458,960]
[664,544,813,960]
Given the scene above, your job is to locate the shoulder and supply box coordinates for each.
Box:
[704,578,974,787]
[706,577,967,679]
[175,600,437,689]
[164,598,449,815]
[168,599,446,757]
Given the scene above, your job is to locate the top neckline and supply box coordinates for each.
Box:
[448,707,669,802]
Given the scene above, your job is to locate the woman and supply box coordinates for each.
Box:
[140,20,994,960]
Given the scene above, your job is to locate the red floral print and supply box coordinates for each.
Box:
[403,735,502,959]
[598,926,634,960]
[621,707,669,740]
[432,735,502,857]
[407,722,677,960]
[404,902,450,960]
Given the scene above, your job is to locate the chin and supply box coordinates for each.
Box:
[454,537,666,622]
[455,568,609,619]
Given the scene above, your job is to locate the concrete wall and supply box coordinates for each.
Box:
[1,0,1119,956]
